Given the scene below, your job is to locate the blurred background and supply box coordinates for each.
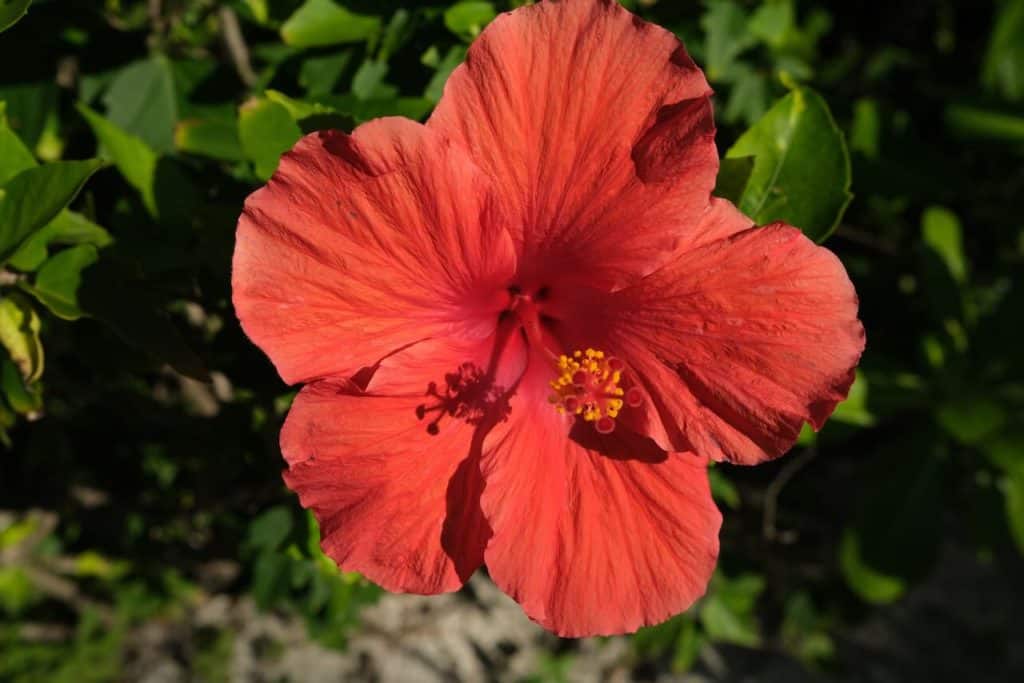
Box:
[0,0,1022,681]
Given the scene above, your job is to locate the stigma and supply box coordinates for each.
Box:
[548,348,644,434]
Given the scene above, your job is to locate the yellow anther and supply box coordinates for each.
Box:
[548,347,633,433]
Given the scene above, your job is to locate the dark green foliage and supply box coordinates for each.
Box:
[0,1,1022,680]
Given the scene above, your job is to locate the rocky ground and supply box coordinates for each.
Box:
[122,545,1023,683]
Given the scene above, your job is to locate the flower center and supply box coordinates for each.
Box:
[548,348,643,434]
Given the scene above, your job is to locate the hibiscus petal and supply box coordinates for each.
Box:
[233,117,516,384]
[479,367,721,637]
[281,389,483,594]
[280,329,529,594]
[609,215,865,465]
[428,0,717,287]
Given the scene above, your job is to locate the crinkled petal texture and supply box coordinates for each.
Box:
[233,118,515,384]
[428,0,718,287]
[479,359,722,637]
[280,335,527,594]
[603,202,865,465]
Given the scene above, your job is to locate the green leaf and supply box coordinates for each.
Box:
[0,102,37,184]
[850,98,881,159]
[748,0,795,47]
[982,0,1024,102]
[838,528,906,604]
[29,244,99,320]
[423,45,466,103]
[922,206,967,283]
[8,210,112,272]
[0,158,105,263]
[701,0,755,82]
[77,103,159,214]
[28,249,208,379]
[174,119,245,162]
[0,293,43,382]
[780,592,835,666]
[300,51,353,97]
[840,437,949,604]
[0,81,57,151]
[830,370,876,428]
[1,357,42,415]
[726,86,853,242]
[713,155,755,204]
[708,467,741,510]
[1003,469,1024,555]
[351,60,393,100]
[937,397,1006,445]
[281,0,381,48]
[319,94,433,123]
[699,573,764,647]
[239,98,303,180]
[248,506,294,552]
[264,90,354,133]
[444,2,496,41]
[0,0,31,34]
[102,57,178,153]
[945,102,1024,144]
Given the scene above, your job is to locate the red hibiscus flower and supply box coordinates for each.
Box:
[232,0,864,637]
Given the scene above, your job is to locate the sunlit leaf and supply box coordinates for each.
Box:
[1,357,42,414]
[238,98,303,180]
[922,206,967,283]
[839,529,906,604]
[831,370,875,428]
[0,0,31,34]
[281,0,381,48]
[982,0,1024,101]
[726,86,852,242]
[0,293,43,382]
[444,1,496,41]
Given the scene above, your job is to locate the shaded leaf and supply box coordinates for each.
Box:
[0,101,36,184]
[1004,469,1024,554]
[29,244,99,320]
[945,101,1024,144]
[247,506,293,552]
[174,118,245,162]
[0,159,105,263]
[8,210,112,273]
[713,155,755,205]
[701,0,755,82]
[840,436,949,603]
[102,57,178,153]
[77,103,159,214]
